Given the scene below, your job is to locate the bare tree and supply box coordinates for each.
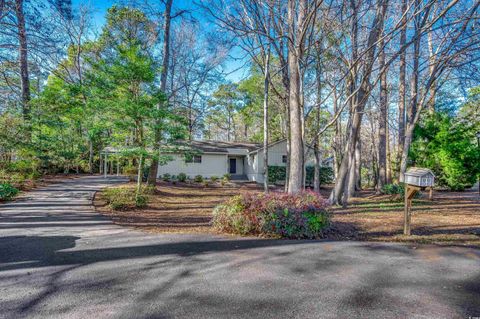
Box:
[14,0,30,121]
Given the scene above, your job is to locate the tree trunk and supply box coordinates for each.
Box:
[263,44,270,193]
[88,138,93,174]
[286,0,304,194]
[284,101,290,193]
[400,0,420,181]
[330,0,388,205]
[378,39,388,190]
[136,154,143,199]
[313,140,321,192]
[15,0,30,121]
[346,151,356,200]
[427,29,436,113]
[148,0,173,185]
[355,140,361,190]
[397,0,407,174]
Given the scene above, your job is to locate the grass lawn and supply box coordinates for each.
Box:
[95,181,480,247]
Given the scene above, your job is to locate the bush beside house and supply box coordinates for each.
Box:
[212,191,329,239]
[268,166,334,186]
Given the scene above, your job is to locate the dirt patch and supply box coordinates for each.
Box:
[95,182,480,247]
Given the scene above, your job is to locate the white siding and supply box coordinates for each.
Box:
[245,140,288,183]
[157,140,295,183]
[157,153,227,178]
[245,152,261,182]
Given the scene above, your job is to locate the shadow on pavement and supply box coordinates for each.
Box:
[0,235,317,271]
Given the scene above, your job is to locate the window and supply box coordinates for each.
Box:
[186,155,202,163]
[282,155,287,163]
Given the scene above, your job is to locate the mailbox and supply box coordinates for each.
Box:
[402,167,435,236]
[403,168,435,187]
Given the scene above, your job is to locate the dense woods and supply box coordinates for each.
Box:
[1,0,480,203]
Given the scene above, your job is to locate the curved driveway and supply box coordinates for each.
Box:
[0,176,479,319]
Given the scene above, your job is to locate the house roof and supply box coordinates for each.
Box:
[248,139,287,154]
[164,140,263,154]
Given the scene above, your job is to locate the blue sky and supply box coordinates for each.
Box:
[72,0,246,82]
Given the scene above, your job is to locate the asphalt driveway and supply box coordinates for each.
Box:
[0,176,479,319]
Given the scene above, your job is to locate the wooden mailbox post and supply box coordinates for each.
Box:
[401,168,435,236]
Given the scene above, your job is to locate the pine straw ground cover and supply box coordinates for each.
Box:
[94,181,273,233]
[95,182,480,247]
[327,189,480,247]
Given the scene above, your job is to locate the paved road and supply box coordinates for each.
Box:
[0,176,479,319]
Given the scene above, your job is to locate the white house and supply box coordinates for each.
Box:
[156,140,290,183]
[157,139,333,183]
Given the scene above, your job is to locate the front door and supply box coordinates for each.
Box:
[229,158,236,174]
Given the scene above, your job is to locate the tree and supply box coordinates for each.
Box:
[410,111,480,190]
[148,0,173,186]
[15,0,30,121]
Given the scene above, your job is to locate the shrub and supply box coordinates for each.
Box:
[7,160,38,175]
[102,187,148,210]
[162,173,171,182]
[223,173,231,181]
[143,185,157,195]
[212,191,329,239]
[381,183,405,196]
[202,180,209,187]
[123,166,137,182]
[194,175,203,183]
[0,183,19,201]
[210,176,219,183]
[381,183,422,199]
[177,173,187,182]
[268,166,334,186]
[9,173,27,189]
[123,166,137,176]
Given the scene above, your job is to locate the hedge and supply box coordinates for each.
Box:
[268,166,334,186]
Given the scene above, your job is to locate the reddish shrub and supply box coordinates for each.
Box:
[212,191,329,239]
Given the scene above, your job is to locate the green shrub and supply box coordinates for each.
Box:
[268,166,334,186]
[178,173,187,182]
[223,173,231,181]
[409,111,479,191]
[162,173,171,182]
[381,183,405,196]
[194,175,203,183]
[9,173,27,189]
[212,191,329,239]
[102,187,148,210]
[210,176,219,182]
[202,180,209,187]
[381,183,423,199]
[7,160,38,175]
[0,183,19,201]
